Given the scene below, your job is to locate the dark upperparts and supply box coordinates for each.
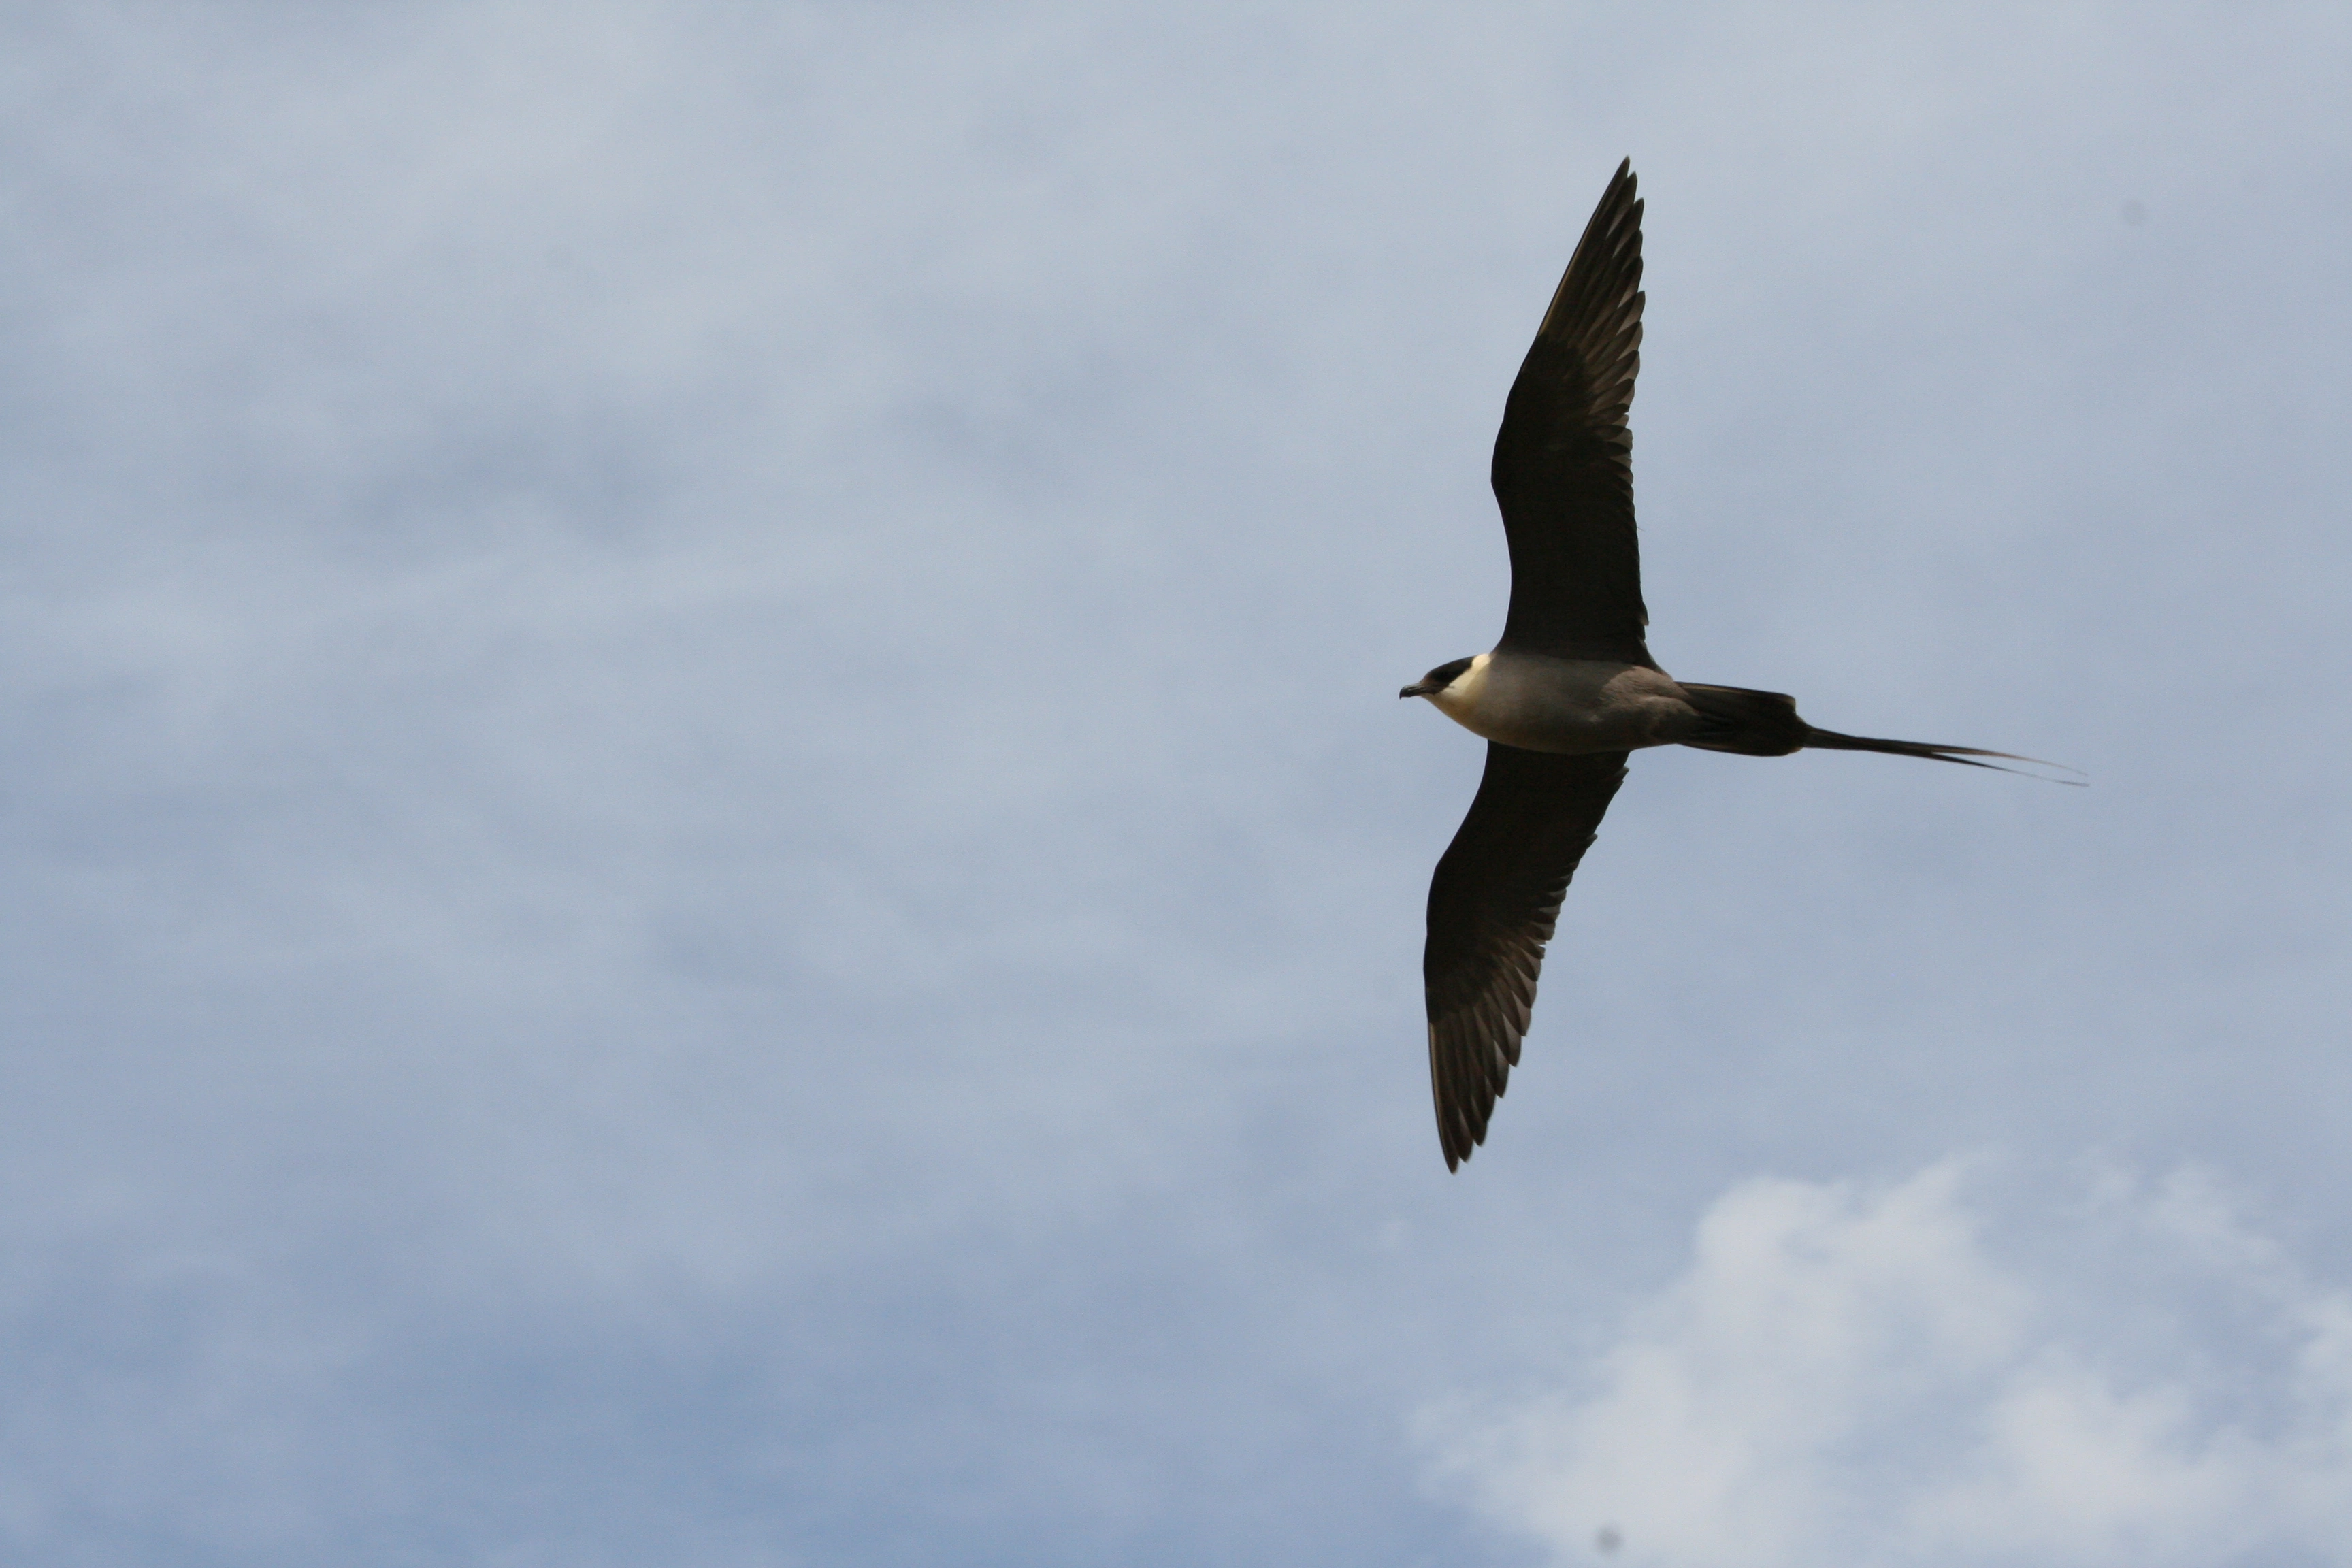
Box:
[1490,157,1651,664]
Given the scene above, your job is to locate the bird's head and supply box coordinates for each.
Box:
[1400,655,1478,701]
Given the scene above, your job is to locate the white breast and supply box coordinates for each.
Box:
[1431,652,1697,754]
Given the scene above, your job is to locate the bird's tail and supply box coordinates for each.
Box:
[1680,683,2078,782]
[1798,725,2064,777]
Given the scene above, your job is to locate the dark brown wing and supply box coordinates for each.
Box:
[1424,743,1629,1170]
[1491,159,1650,662]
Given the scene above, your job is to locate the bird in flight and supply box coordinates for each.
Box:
[1403,160,2061,1171]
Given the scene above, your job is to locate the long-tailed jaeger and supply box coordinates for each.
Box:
[1403,159,2060,1172]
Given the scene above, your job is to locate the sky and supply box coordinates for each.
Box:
[3,3,2349,1565]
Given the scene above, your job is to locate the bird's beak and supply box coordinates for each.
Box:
[1400,682,1437,699]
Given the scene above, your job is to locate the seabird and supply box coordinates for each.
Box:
[1404,160,2060,1172]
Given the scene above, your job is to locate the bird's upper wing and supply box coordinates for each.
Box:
[1490,159,1650,662]
[1424,743,1629,1170]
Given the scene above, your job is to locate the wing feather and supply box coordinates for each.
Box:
[1422,744,1629,1169]
[1491,159,1651,661]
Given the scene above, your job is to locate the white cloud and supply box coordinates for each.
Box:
[1424,1162,2352,1567]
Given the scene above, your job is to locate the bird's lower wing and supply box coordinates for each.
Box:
[1423,744,1629,1171]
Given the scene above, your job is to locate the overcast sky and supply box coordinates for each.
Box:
[4,4,2349,1565]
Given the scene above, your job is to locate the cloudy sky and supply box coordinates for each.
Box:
[4,4,2349,1565]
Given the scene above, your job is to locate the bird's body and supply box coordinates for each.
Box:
[1405,160,2056,1171]
[1415,652,1700,755]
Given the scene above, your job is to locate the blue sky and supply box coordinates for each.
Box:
[4,5,2349,1564]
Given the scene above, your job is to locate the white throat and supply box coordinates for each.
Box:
[1427,653,1494,728]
